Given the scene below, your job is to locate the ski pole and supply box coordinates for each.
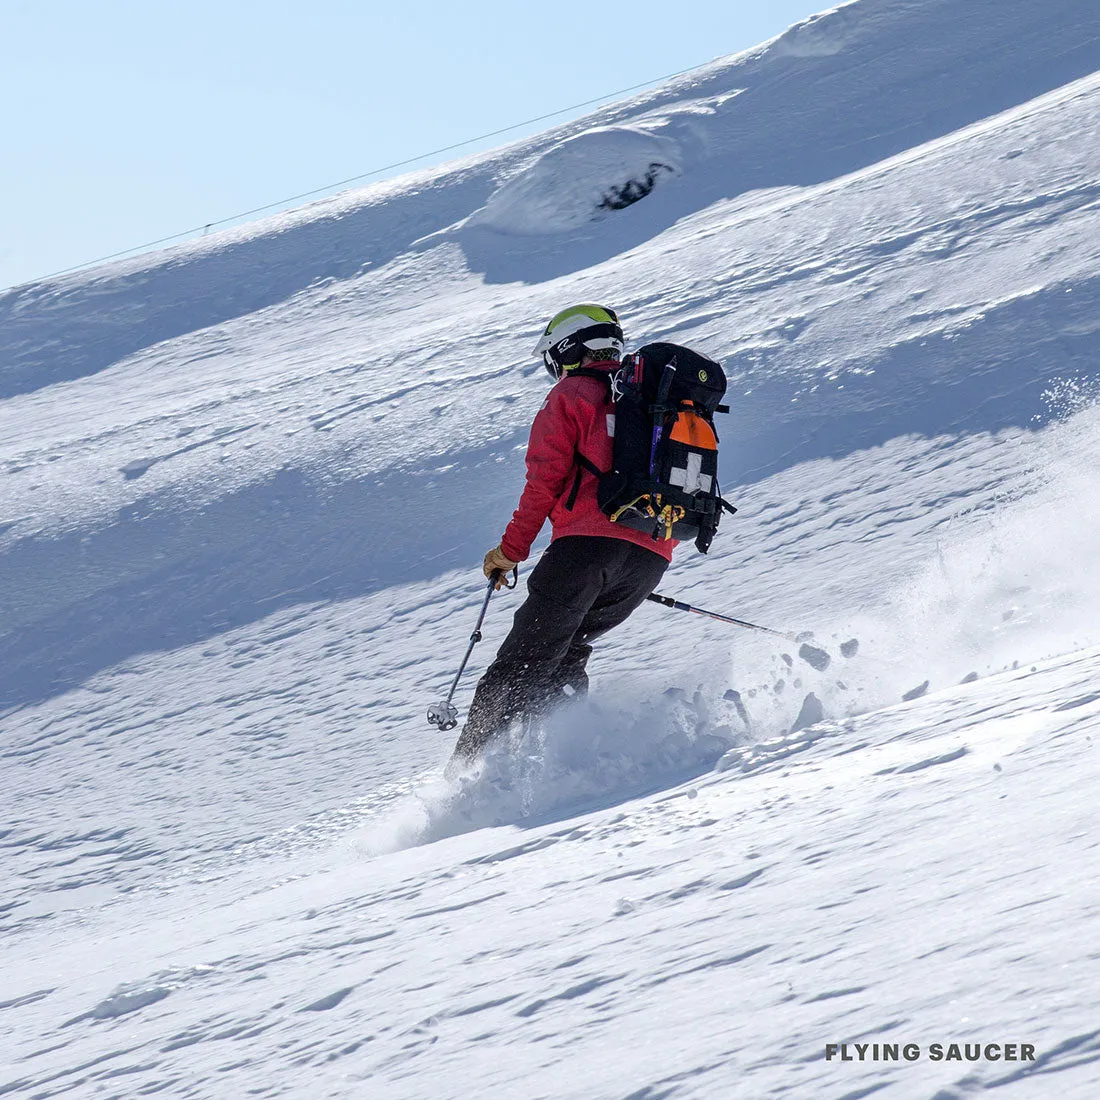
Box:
[646,592,803,644]
[427,568,516,731]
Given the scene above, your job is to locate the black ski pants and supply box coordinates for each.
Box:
[452,536,668,760]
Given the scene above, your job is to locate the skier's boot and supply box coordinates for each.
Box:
[447,721,503,773]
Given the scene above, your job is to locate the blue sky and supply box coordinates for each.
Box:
[1,0,828,290]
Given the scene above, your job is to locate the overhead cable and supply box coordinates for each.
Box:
[21,59,714,287]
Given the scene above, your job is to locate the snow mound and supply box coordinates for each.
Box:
[467,125,681,235]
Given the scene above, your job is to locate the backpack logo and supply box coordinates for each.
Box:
[698,369,708,382]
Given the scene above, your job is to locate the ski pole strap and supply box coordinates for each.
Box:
[493,567,518,589]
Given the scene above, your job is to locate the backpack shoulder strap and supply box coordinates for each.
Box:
[560,374,614,511]
[575,453,605,478]
[566,367,615,398]
[564,450,607,511]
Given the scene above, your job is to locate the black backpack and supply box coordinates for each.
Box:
[570,342,737,553]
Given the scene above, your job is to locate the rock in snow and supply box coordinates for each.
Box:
[799,642,832,671]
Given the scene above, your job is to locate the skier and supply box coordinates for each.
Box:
[450,304,675,764]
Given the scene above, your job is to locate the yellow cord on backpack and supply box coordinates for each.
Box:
[658,503,686,539]
[611,494,657,523]
[609,493,685,539]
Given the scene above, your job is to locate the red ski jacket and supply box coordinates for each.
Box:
[500,362,676,564]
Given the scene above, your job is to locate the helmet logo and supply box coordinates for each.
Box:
[698,369,708,382]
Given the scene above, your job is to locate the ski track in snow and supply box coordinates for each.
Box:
[3,651,1099,1098]
[3,0,1100,1096]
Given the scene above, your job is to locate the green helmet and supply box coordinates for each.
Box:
[532,303,624,379]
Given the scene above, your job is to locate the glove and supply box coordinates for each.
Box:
[483,545,518,590]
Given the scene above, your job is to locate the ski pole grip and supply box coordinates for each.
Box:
[647,592,694,613]
[488,567,519,591]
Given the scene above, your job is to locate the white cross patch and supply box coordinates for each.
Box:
[668,453,712,495]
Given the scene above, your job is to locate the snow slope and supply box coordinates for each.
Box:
[3,0,1100,1096]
